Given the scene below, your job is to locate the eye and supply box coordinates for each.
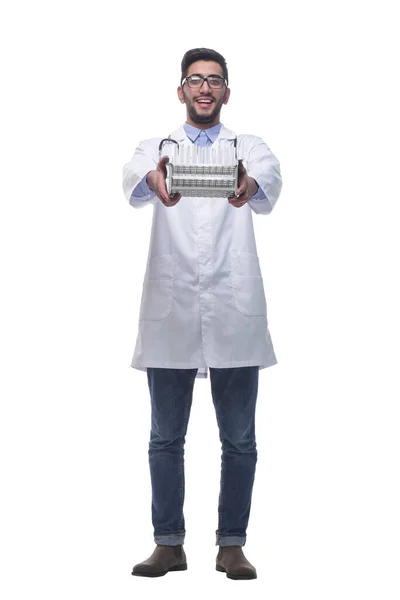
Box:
[208,77,224,88]
[188,75,202,84]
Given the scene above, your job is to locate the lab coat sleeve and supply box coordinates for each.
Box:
[244,137,282,215]
[131,174,153,197]
[122,138,160,208]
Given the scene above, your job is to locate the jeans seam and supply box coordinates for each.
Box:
[178,369,196,531]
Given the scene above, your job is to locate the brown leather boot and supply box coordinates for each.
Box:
[216,546,257,580]
[131,544,187,577]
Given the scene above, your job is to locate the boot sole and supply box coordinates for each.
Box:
[132,563,187,577]
[216,564,257,580]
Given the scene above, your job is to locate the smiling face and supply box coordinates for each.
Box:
[177,60,230,128]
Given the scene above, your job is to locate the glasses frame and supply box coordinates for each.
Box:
[181,74,227,89]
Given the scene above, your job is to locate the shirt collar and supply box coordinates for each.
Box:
[183,122,222,144]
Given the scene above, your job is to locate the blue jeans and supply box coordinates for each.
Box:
[146,366,259,547]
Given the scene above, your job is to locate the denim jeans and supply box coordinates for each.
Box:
[146,366,259,547]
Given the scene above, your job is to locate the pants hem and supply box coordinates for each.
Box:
[216,533,246,547]
[154,533,185,546]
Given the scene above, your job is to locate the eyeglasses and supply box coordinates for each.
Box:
[182,75,227,89]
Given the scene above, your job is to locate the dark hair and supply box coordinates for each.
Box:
[181,48,228,85]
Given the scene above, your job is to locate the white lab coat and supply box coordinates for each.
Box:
[122,125,282,379]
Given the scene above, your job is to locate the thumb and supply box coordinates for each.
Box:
[235,160,247,195]
[157,155,169,177]
[238,160,246,175]
[158,154,170,168]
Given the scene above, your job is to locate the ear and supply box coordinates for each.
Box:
[223,87,231,105]
[177,86,185,104]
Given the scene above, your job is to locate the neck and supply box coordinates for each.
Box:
[186,116,220,129]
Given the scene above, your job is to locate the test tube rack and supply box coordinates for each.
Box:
[159,138,239,198]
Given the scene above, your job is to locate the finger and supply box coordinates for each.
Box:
[169,193,181,201]
[167,193,181,204]
[229,196,247,207]
[163,193,181,206]
[235,184,246,197]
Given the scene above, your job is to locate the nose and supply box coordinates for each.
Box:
[199,79,211,91]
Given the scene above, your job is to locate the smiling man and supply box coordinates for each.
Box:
[122,48,282,580]
[178,60,230,127]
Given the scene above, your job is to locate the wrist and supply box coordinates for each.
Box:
[248,176,259,197]
[146,170,157,192]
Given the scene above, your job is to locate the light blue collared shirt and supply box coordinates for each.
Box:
[183,122,222,146]
[132,122,266,200]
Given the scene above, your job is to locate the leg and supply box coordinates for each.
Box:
[210,366,259,547]
[147,367,197,546]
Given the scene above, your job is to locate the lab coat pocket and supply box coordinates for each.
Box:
[231,252,267,317]
[139,254,174,321]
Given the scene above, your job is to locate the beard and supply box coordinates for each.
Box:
[183,90,225,125]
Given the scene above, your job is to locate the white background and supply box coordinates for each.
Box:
[1,0,399,598]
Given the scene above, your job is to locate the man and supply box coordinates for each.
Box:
[122,48,282,580]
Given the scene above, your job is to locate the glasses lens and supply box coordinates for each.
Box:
[208,77,224,89]
[187,76,202,88]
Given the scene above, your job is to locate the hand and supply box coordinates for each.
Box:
[147,156,181,207]
[228,160,258,208]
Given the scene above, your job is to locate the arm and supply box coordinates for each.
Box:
[122,139,159,208]
[251,183,267,201]
[242,137,282,215]
[123,139,181,208]
[131,173,153,198]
